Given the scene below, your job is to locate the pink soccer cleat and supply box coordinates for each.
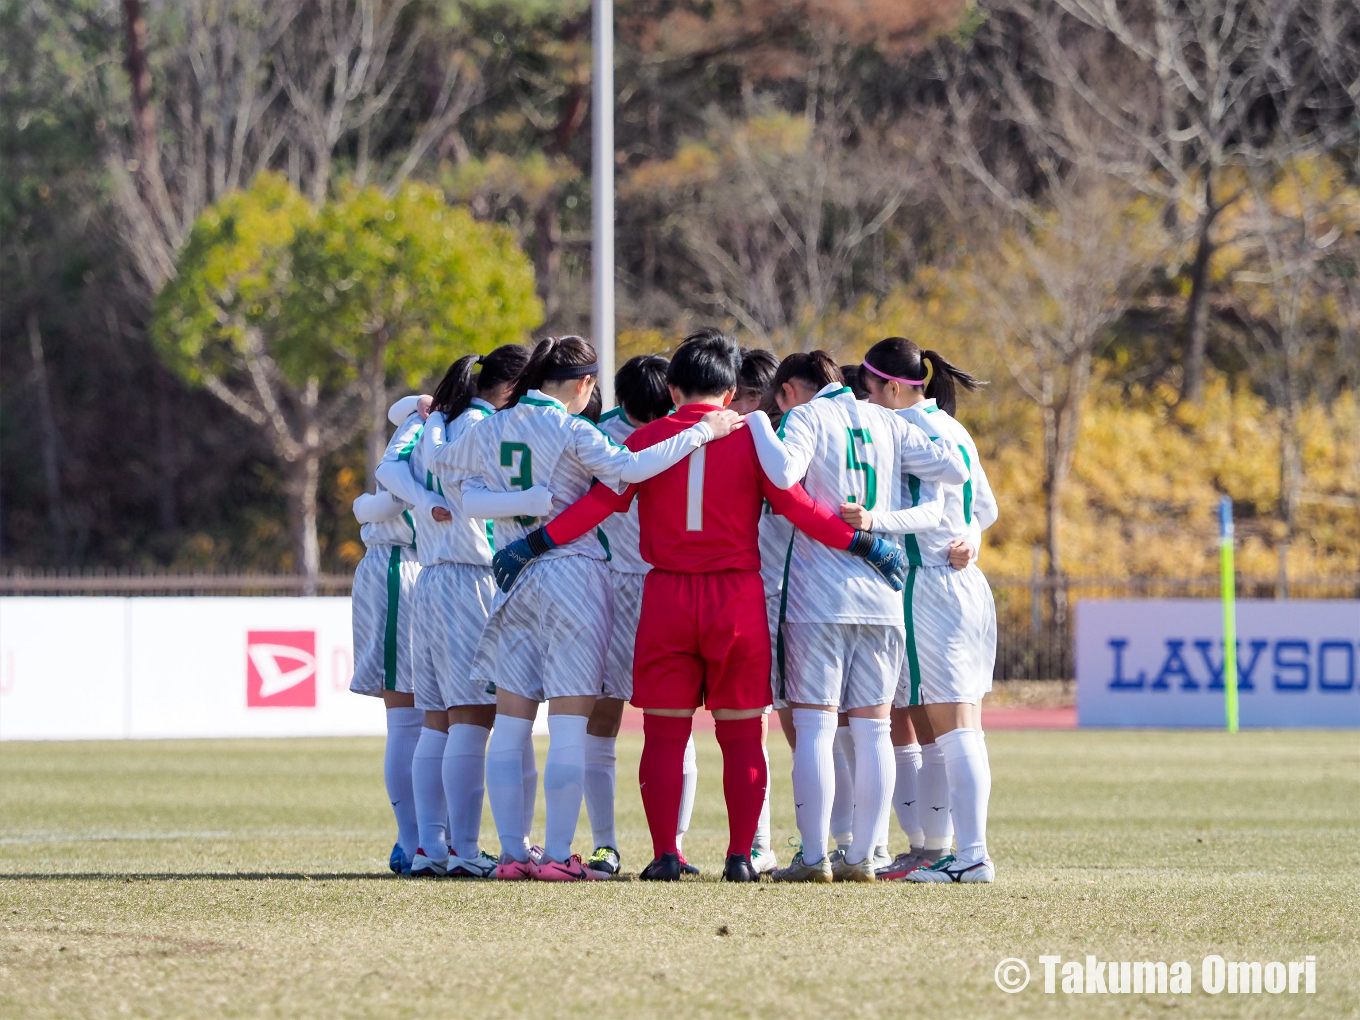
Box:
[495,855,534,880]
[531,854,597,881]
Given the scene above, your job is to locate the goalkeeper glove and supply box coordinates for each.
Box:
[848,530,907,592]
[491,527,556,592]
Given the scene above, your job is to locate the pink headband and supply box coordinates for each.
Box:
[861,358,932,387]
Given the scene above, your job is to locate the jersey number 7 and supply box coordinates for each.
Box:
[845,428,877,509]
[499,441,537,525]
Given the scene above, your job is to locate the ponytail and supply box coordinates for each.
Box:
[769,350,842,400]
[508,335,598,407]
[861,337,983,416]
[431,343,531,420]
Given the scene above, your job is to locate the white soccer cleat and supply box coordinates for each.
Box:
[905,854,994,883]
[749,846,779,874]
[409,848,449,878]
[447,850,498,879]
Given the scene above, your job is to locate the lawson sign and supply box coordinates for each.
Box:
[1077,599,1360,728]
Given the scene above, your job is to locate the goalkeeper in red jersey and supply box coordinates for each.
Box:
[492,329,906,881]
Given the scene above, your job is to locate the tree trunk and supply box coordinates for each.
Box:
[292,378,322,594]
[1182,178,1218,402]
[25,308,65,559]
[365,336,389,487]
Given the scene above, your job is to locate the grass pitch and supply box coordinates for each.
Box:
[1,730,1356,1019]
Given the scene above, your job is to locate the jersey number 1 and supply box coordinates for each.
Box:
[499,442,537,525]
[845,428,877,509]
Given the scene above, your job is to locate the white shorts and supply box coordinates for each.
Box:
[768,594,788,710]
[896,563,997,707]
[781,622,904,711]
[604,571,646,701]
[412,562,496,711]
[471,555,614,702]
[350,543,420,696]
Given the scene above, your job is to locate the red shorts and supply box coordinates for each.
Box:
[631,569,772,712]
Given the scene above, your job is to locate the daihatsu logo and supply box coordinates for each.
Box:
[246,631,317,707]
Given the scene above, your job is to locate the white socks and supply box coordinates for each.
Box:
[486,715,534,862]
[791,709,838,865]
[384,707,422,859]
[521,731,538,837]
[938,727,989,865]
[894,742,924,849]
[443,724,490,859]
[919,741,954,852]
[412,727,449,860]
[830,724,855,851]
[677,734,698,852]
[542,714,588,863]
[753,744,772,853]
[846,717,893,867]
[583,734,618,851]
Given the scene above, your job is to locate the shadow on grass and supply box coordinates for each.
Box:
[0,872,398,881]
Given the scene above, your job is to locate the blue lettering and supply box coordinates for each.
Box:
[1317,642,1355,691]
[1273,640,1310,691]
[1153,640,1197,691]
[1197,639,1266,692]
[1106,639,1146,689]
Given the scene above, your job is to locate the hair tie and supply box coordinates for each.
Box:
[476,355,486,366]
[544,361,599,381]
[862,358,929,387]
[921,359,934,389]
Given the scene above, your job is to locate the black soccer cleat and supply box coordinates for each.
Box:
[678,854,700,876]
[722,853,759,882]
[639,852,682,881]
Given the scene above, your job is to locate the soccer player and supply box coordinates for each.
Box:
[443,335,742,881]
[746,351,968,882]
[850,337,999,884]
[731,347,784,874]
[376,346,541,879]
[582,354,688,878]
[492,330,907,882]
[350,394,430,875]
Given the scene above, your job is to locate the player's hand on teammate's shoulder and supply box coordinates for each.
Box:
[839,502,873,531]
[416,394,433,419]
[699,408,744,438]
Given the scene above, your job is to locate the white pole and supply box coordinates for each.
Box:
[592,0,615,409]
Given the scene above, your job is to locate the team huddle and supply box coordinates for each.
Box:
[349,328,997,884]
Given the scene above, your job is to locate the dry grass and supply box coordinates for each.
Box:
[1,730,1356,1019]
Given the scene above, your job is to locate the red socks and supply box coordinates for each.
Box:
[715,717,767,859]
[639,713,693,859]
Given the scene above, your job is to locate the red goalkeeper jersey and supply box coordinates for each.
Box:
[546,403,853,571]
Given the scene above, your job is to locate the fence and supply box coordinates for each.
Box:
[3,569,1357,681]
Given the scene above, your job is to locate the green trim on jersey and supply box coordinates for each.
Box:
[902,476,923,566]
[959,446,973,525]
[818,385,854,400]
[485,520,495,552]
[519,394,566,411]
[598,406,625,423]
[575,412,625,447]
[903,565,922,705]
[382,545,403,690]
[401,509,416,551]
[424,469,444,497]
[596,527,612,561]
[775,531,796,700]
[396,424,424,462]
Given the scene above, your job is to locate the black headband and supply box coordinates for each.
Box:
[544,361,599,380]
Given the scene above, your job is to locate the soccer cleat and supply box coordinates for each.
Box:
[447,850,498,879]
[749,846,779,874]
[639,852,682,881]
[872,844,893,872]
[831,854,877,883]
[906,854,995,883]
[532,854,596,881]
[586,846,621,877]
[408,849,448,878]
[722,853,759,882]
[772,851,834,883]
[677,853,700,876]
[388,842,412,876]
[877,849,929,881]
[495,854,534,880]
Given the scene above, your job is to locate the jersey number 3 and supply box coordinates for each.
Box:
[844,428,877,509]
[499,442,537,525]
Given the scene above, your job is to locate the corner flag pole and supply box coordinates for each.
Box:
[592,0,615,409]
[1219,496,1239,733]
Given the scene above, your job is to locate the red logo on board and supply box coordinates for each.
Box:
[246,631,317,708]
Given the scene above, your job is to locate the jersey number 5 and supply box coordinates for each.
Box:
[499,441,537,525]
[845,428,877,509]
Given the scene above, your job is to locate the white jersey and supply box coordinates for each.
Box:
[434,389,713,565]
[895,400,998,567]
[758,506,793,599]
[756,383,966,626]
[359,412,421,549]
[595,408,649,575]
[404,401,498,566]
